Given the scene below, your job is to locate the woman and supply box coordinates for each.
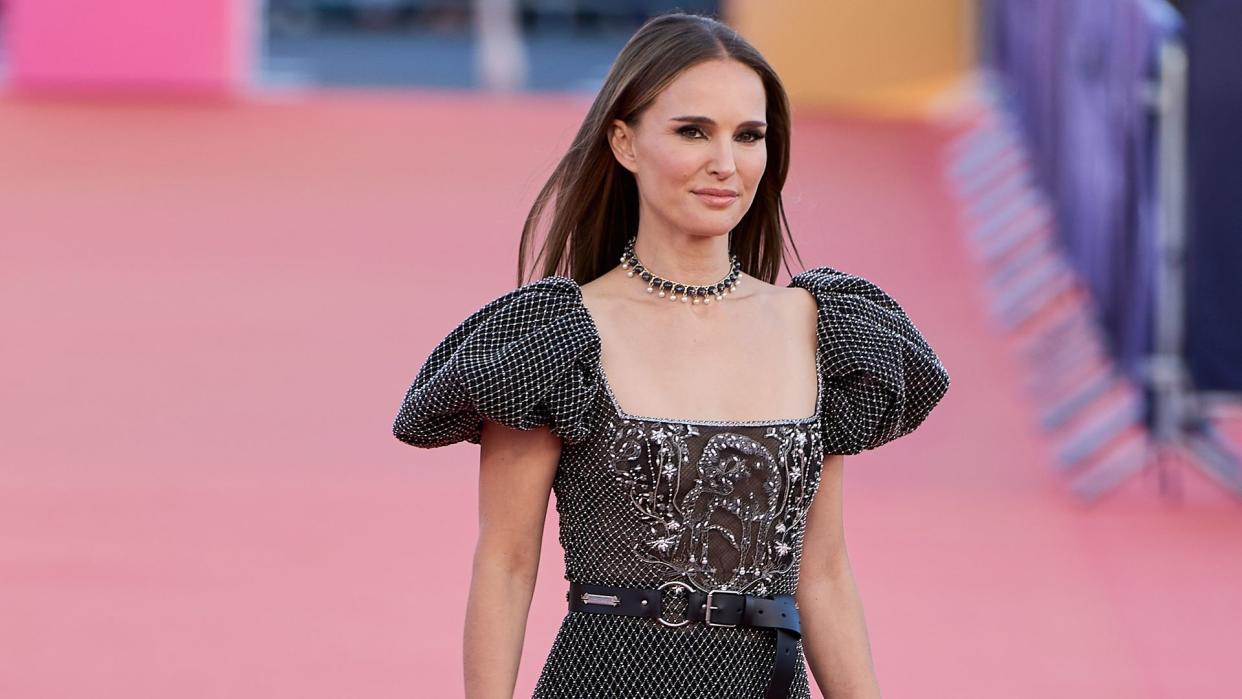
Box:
[393,11,950,699]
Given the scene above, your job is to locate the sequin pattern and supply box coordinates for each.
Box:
[392,266,951,698]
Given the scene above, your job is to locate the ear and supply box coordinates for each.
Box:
[608,119,639,174]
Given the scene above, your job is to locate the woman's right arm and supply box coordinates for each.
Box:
[463,418,562,698]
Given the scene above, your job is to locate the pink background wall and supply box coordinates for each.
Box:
[4,0,252,92]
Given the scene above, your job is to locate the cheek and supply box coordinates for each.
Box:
[636,146,699,208]
[649,148,700,189]
[739,148,767,185]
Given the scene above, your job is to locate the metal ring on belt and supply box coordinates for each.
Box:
[567,580,802,699]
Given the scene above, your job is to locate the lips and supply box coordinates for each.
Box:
[693,188,739,207]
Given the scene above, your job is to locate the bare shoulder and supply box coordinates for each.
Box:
[577,269,624,315]
[745,279,819,366]
[745,272,819,320]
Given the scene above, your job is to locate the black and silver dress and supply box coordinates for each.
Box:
[392,266,951,698]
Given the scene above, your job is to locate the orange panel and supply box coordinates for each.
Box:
[725,0,976,118]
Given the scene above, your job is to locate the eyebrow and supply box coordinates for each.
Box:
[669,115,767,129]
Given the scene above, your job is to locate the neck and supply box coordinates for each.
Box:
[631,232,732,286]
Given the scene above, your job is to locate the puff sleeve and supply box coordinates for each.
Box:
[789,266,951,455]
[391,276,603,449]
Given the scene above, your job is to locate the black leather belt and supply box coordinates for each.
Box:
[567,580,801,699]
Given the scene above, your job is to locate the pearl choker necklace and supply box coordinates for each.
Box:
[619,236,742,305]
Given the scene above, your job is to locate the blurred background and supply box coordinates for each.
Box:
[2,1,1240,697]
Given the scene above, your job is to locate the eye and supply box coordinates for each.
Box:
[676,125,766,142]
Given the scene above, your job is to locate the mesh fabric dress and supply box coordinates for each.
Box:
[392,266,951,699]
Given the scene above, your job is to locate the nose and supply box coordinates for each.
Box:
[707,139,737,179]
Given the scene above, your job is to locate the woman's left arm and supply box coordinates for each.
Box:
[797,453,883,699]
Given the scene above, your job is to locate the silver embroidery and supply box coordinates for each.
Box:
[609,417,822,593]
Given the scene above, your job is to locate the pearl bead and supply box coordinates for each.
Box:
[646,286,654,293]
[658,291,665,298]
[627,270,634,277]
[692,298,700,305]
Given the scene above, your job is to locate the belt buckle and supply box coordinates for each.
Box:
[656,580,694,627]
[704,589,745,627]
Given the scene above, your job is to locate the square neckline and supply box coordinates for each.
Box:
[558,274,825,428]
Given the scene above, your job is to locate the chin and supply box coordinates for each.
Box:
[684,224,735,238]
[679,215,740,237]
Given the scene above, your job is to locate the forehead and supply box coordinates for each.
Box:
[647,59,767,122]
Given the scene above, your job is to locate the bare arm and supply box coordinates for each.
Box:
[463,419,561,698]
[797,454,883,699]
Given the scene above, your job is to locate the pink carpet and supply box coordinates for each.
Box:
[1,90,1239,698]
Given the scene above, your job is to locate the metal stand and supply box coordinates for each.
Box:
[1071,41,1242,501]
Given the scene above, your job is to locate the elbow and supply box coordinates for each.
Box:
[798,549,854,588]
[471,534,542,586]
[796,563,859,611]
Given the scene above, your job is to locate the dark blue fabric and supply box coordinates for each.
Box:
[1056,0,1175,382]
[1184,0,1242,392]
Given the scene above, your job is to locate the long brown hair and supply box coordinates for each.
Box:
[517,11,805,286]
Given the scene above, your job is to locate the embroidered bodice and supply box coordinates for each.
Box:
[392,267,951,599]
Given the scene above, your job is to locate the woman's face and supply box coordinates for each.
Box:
[609,58,768,238]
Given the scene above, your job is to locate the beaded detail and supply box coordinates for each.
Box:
[606,416,822,595]
[619,235,743,304]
